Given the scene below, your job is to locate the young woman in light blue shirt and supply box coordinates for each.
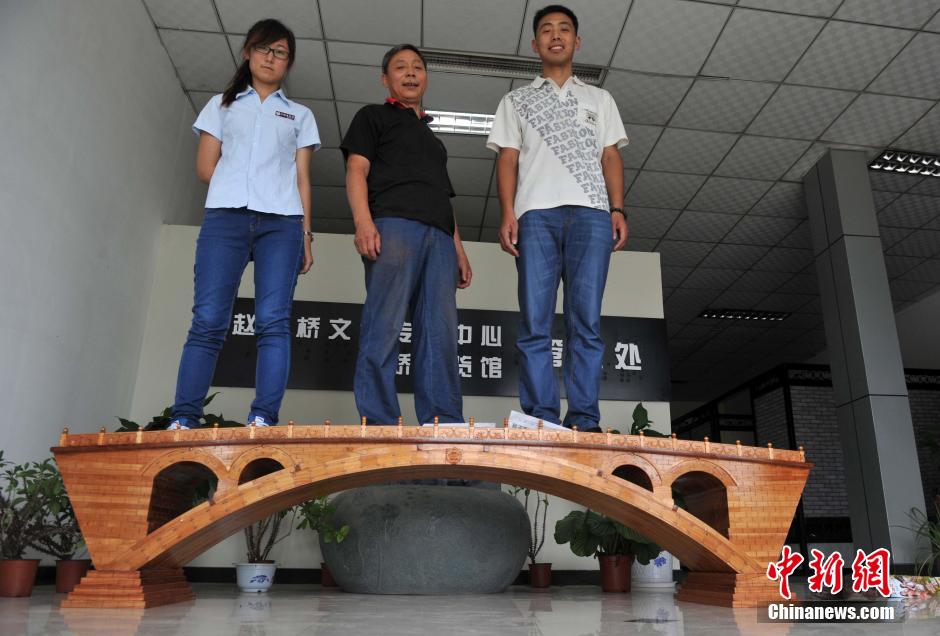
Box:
[168,19,320,430]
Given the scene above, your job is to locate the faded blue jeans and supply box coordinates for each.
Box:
[516,206,613,429]
[172,207,303,426]
[354,217,463,425]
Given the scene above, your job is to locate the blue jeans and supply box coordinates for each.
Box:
[172,207,303,426]
[516,206,613,429]
[354,217,463,425]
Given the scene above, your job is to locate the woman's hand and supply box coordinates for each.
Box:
[300,236,314,274]
[456,243,472,289]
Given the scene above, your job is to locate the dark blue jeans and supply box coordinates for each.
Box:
[516,206,613,429]
[172,207,303,426]
[354,217,463,425]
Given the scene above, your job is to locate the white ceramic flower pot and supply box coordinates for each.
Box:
[630,551,675,590]
[235,562,277,593]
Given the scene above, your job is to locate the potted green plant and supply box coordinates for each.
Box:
[237,508,297,593]
[115,392,242,431]
[0,452,59,597]
[554,508,660,592]
[909,500,940,576]
[28,461,89,593]
[296,496,349,587]
[507,486,551,587]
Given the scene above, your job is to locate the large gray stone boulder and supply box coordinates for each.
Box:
[320,485,529,594]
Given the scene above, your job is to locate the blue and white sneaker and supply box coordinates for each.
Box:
[247,415,271,427]
[167,419,193,430]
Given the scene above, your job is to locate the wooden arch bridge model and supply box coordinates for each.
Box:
[52,420,811,609]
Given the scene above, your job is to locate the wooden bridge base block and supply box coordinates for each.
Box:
[676,572,781,608]
[61,569,194,609]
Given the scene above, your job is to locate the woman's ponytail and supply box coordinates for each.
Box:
[222,60,252,107]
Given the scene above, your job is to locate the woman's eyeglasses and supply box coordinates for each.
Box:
[253,44,290,60]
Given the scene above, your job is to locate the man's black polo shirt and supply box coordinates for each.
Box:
[341,101,455,236]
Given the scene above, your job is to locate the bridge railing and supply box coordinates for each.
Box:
[55,421,807,464]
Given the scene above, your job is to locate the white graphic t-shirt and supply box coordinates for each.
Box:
[486,75,628,219]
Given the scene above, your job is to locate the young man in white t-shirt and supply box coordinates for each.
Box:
[486,4,629,432]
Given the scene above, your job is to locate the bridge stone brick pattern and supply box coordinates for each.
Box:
[51,422,811,608]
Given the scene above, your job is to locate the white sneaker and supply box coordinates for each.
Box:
[248,416,271,427]
[167,420,192,430]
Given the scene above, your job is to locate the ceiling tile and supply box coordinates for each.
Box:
[628,207,681,238]
[887,229,940,257]
[880,226,915,250]
[783,312,823,329]
[670,79,776,133]
[644,128,738,174]
[723,216,803,246]
[309,148,345,186]
[702,9,823,81]
[747,85,855,140]
[834,0,940,29]
[715,136,810,180]
[877,194,940,228]
[688,176,773,214]
[700,244,770,269]
[621,125,663,169]
[867,171,924,193]
[438,133,492,159]
[894,103,940,152]
[889,278,937,300]
[778,220,812,248]
[666,211,740,242]
[326,42,391,66]
[424,74,511,114]
[911,177,940,198]
[754,293,815,312]
[885,255,927,278]
[311,218,355,234]
[517,0,633,65]
[447,157,493,196]
[286,39,332,99]
[786,22,912,91]
[424,0,526,54]
[679,267,744,290]
[752,247,813,272]
[478,227,500,243]
[927,11,940,31]
[189,91,215,112]
[737,0,841,17]
[319,0,421,43]
[604,71,693,126]
[215,0,322,37]
[295,98,341,147]
[750,182,806,218]
[330,64,388,103]
[872,189,901,211]
[625,237,658,252]
[611,0,730,75]
[453,196,486,227]
[312,186,351,219]
[662,266,694,287]
[626,171,706,208]
[729,270,794,292]
[482,197,502,228]
[145,0,219,30]
[821,94,933,147]
[869,33,940,100]
[900,258,940,283]
[657,240,715,267]
[160,30,234,92]
[709,290,768,309]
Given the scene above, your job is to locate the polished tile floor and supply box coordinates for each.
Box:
[2,583,939,635]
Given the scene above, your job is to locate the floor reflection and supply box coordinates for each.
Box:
[0,583,937,635]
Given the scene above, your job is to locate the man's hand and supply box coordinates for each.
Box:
[354,220,382,260]
[612,212,628,251]
[499,216,520,257]
[456,246,473,289]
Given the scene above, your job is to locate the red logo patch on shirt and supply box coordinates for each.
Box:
[275,111,295,120]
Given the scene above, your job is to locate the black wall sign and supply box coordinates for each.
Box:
[213,298,670,401]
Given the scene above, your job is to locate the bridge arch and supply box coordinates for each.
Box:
[229,447,298,483]
[141,449,228,483]
[599,453,662,490]
[662,458,738,489]
[108,446,764,576]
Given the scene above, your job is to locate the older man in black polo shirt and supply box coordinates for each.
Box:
[342,44,472,425]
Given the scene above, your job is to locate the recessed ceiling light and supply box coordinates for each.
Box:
[699,308,790,322]
[422,49,605,85]
[426,110,494,136]
[869,149,940,178]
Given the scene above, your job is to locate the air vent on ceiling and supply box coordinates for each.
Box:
[422,49,605,85]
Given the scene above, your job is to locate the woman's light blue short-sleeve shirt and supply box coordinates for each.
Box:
[193,87,320,216]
